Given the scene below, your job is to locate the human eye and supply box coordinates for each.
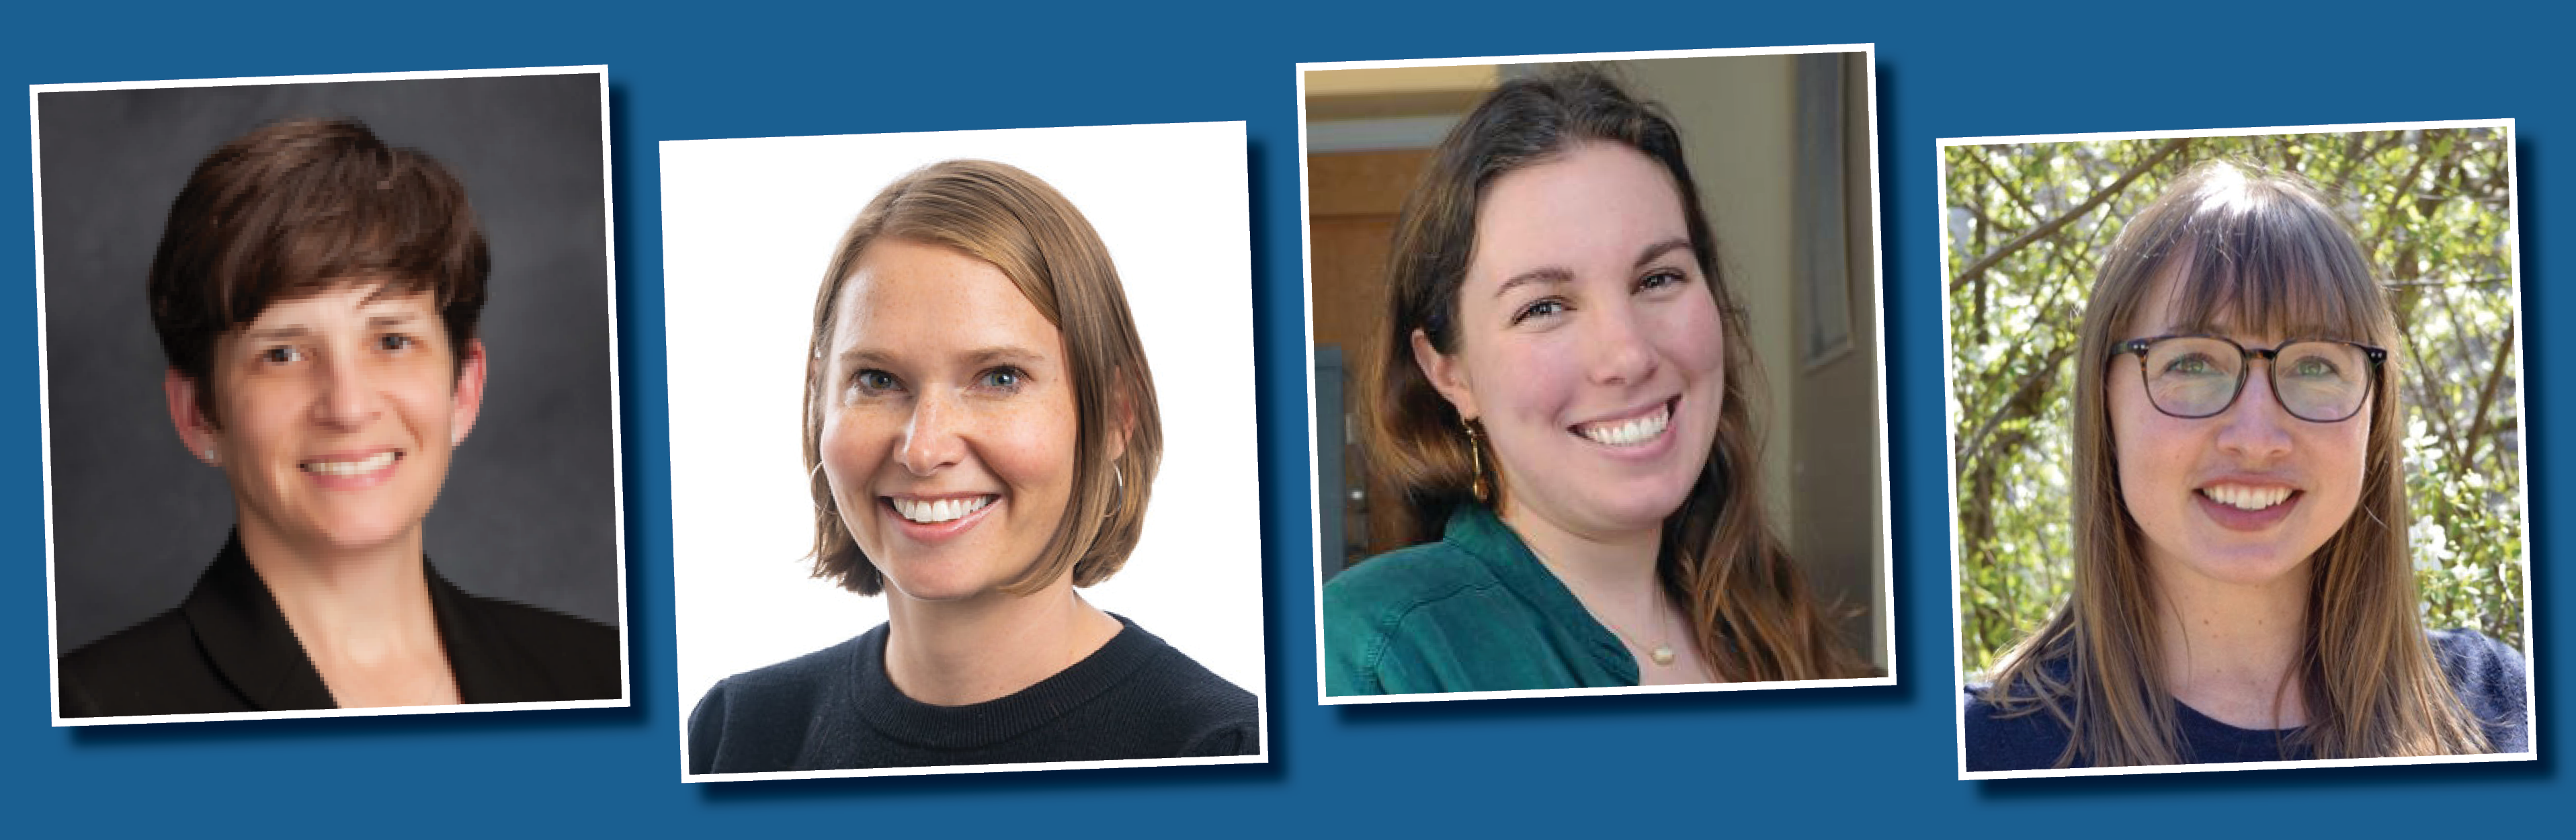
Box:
[2286,355,2339,379]
[1636,268,1690,292]
[258,345,306,366]
[849,369,904,396]
[378,333,419,353]
[976,366,1027,393]
[2159,351,2224,377]
[1509,296,1570,326]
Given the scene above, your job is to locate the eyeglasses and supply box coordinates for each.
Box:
[2109,335,2386,423]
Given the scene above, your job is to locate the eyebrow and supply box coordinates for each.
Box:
[1489,237,1698,300]
[1634,237,1694,269]
[835,345,1049,370]
[242,326,311,343]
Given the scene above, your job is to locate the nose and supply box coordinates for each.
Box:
[2215,364,2294,462]
[1583,298,1658,386]
[896,391,965,476]
[309,349,382,431]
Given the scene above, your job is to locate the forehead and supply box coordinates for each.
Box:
[1465,142,1690,282]
[831,238,1061,359]
[240,280,439,327]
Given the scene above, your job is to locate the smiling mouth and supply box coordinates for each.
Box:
[1573,400,1673,448]
[301,452,400,476]
[888,495,997,524]
[2200,484,2295,511]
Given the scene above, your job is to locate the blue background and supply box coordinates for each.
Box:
[4,1,2562,833]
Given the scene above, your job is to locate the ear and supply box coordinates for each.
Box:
[448,339,489,447]
[1410,328,1480,421]
[164,369,220,464]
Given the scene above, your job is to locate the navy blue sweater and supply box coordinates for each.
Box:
[688,615,1257,774]
[1963,628,2527,771]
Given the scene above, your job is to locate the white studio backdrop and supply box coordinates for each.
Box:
[659,122,1265,730]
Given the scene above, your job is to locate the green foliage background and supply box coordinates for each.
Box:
[1946,130,2526,675]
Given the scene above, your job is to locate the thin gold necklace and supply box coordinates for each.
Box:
[1529,547,1677,667]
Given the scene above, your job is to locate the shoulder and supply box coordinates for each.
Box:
[1322,540,1501,636]
[2426,628,2530,751]
[1321,540,1505,696]
[688,632,875,774]
[58,610,229,718]
[437,577,622,702]
[1105,628,1260,757]
[1959,673,2079,772]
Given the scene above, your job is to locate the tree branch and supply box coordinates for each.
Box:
[1950,137,2191,294]
[2462,323,2516,467]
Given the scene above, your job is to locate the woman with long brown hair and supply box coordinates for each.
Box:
[1964,161,2527,769]
[1320,67,1865,696]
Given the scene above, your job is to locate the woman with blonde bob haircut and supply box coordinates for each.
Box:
[1964,161,2527,770]
[688,160,1255,772]
[1323,67,1866,696]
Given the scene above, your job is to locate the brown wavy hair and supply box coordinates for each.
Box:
[147,117,489,422]
[802,159,1162,596]
[1981,160,2492,765]
[1363,65,1865,681]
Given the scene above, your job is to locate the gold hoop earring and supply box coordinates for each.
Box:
[1464,419,1490,505]
[809,460,831,512]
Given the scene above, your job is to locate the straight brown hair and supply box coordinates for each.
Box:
[1364,65,1866,681]
[802,159,1162,596]
[147,117,489,421]
[1983,160,2492,765]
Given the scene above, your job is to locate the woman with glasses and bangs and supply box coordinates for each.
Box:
[1963,160,2527,771]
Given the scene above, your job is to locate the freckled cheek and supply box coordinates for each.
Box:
[819,407,901,515]
[977,401,1081,507]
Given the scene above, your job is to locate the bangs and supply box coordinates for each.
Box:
[2143,177,2390,345]
[236,148,478,323]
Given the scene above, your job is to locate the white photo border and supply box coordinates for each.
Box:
[1296,44,1899,706]
[1936,118,2537,780]
[33,65,630,726]
[659,120,1269,782]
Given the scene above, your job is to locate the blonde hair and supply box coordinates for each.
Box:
[801,160,1161,596]
[1983,160,2491,765]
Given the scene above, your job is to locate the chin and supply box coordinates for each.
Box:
[298,515,425,553]
[2165,543,2316,588]
[878,570,991,603]
[1573,480,1696,534]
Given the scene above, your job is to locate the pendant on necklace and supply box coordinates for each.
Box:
[1649,645,1676,667]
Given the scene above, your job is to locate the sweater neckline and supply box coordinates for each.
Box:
[849,613,1170,751]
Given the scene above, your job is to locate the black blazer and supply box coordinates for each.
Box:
[60,533,622,717]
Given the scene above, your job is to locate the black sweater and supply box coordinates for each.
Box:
[1963,628,2528,771]
[688,615,1258,774]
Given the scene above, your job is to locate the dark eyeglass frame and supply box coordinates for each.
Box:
[2108,333,2388,423]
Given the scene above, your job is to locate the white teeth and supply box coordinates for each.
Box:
[302,452,397,476]
[1577,405,1671,447]
[2203,485,2291,511]
[891,496,994,523]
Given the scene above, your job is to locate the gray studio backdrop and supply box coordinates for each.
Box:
[40,72,622,652]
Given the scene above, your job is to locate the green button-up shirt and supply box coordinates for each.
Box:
[1323,505,1638,696]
